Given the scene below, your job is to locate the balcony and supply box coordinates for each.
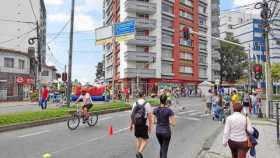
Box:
[126,17,156,30]
[126,36,156,46]
[125,51,156,62]
[125,0,157,14]
[124,68,156,78]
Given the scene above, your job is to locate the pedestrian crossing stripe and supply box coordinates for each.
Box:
[175,116,200,121]
[188,112,203,116]
[177,110,196,115]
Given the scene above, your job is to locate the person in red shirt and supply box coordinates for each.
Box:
[40,85,49,110]
[124,87,129,102]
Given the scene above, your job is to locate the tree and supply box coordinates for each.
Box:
[95,61,105,82]
[217,36,248,82]
[271,63,280,82]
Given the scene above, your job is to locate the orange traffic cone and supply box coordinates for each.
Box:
[108,125,113,136]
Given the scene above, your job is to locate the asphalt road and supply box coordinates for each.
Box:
[0,97,222,158]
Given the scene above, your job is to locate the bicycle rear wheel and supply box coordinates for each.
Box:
[87,113,98,127]
[67,114,80,130]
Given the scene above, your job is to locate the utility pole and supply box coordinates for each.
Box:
[248,44,252,91]
[66,0,75,107]
[256,0,273,117]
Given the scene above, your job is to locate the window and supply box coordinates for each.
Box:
[199,16,207,26]
[162,18,173,29]
[239,18,243,23]
[180,52,193,60]
[254,42,261,51]
[199,68,207,77]
[162,48,173,58]
[136,62,146,69]
[254,32,263,38]
[228,17,232,22]
[226,32,233,38]
[228,25,233,29]
[254,23,262,29]
[180,10,193,20]
[180,39,192,47]
[106,55,112,64]
[136,46,147,52]
[162,3,173,14]
[4,58,14,68]
[136,31,145,36]
[162,33,173,44]
[180,66,193,74]
[276,40,280,46]
[199,54,207,64]
[18,59,25,69]
[41,70,49,76]
[162,63,173,73]
[199,40,207,51]
[199,5,207,14]
[180,0,193,7]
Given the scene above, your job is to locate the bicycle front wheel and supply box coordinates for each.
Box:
[87,113,98,127]
[67,114,80,130]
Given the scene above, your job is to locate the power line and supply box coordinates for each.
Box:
[47,19,71,44]
[28,0,37,21]
[0,27,36,45]
[0,18,35,24]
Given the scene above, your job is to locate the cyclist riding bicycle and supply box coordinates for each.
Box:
[75,89,93,123]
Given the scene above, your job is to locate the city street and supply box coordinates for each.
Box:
[0,97,221,158]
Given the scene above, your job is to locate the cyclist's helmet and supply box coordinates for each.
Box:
[81,89,87,95]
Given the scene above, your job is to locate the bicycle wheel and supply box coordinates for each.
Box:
[87,113,98,127]
[67,114,80,130]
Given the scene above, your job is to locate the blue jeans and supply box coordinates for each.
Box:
[252,103,258,115]
[40,98,48,109]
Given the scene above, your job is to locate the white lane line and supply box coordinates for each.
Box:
[188,112,203,116]
[200,113,210,117]
[18,130,50,138]
[177,110,196,115]
[99,116,113,121]
[176,116,200,121]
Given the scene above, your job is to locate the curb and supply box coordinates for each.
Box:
[0,107,131,133]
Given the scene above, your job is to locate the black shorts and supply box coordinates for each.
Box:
[83,103,93,110]
[134,125,149,139]
[243,102,250,107]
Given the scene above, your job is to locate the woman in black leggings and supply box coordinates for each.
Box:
[153,95,176,158]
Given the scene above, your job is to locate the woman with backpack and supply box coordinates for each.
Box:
[153,95,176,158]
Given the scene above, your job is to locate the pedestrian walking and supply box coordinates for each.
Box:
[153,95,176,158]
[250,92,258,116]
[40,85,49,110]
[130,91,153,158]
[205,89,212,114]
[223,103,254,158]
[242,91,251,115]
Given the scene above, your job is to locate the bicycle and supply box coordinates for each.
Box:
[67,104,99,130]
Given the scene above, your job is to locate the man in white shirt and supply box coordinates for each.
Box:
[130,91,152,158]
[75,90,93,122]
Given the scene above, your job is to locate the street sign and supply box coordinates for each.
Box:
[95,25,113,45]
[114,20,135,42]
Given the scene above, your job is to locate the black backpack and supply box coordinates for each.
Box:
[131,102,147,126]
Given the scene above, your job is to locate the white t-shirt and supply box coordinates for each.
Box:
[131,98,152,118]
[78,93,92,105]
[250,95,257,104]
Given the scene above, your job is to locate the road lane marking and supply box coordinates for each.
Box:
[176,116,200,121]
[99,116,113,121]
[177,110,196,115]
[18,130,50,138]
[199,113,210,117]
[188,112,203,116]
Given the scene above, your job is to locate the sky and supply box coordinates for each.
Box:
[44,0,260,84]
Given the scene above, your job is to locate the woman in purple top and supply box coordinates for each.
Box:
[153,95,176,158]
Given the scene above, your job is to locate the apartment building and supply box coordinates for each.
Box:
[103,0,219,94]
[220,11,280,63]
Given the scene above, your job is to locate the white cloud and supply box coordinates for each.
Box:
[74,13,100,31]
[45,0,65,6]
[48,13,69,23]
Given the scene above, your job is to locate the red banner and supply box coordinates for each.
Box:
[16,77,35,85]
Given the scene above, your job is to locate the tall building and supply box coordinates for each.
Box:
[220,10,280,63]
[0,0,52,101]
[103,0,219,95]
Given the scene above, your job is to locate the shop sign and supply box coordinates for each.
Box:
[16,77,35,84]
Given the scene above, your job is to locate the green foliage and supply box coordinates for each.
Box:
[30,92,39,101]
[271,63,280,82]
[219,36,248,82]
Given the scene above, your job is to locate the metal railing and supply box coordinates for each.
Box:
[269,100,280,144]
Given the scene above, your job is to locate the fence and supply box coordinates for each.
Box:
[269,100,280,144]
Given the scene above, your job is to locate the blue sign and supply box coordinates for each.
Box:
[114,20,135,36]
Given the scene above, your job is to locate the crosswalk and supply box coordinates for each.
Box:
[176,109,211,121]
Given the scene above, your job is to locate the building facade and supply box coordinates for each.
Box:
[220,11,280,63]
[103,0,219,94]
[0,48,34,101]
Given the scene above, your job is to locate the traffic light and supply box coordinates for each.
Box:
[183,27,190,40]
[254,64,263,80]
[62,72,67,82]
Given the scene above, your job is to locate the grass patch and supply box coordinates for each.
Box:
[0,99,160,127]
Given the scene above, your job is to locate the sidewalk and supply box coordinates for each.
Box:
[199,120,280,158]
